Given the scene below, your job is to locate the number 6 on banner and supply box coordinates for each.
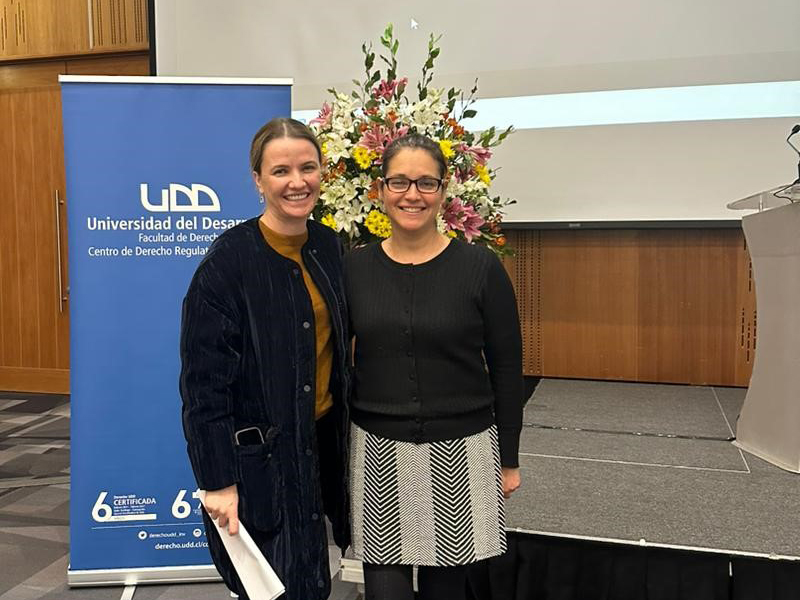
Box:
[91,491,112,522]
[172,489,192,519]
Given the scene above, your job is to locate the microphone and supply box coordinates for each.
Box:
[788,124,800,183]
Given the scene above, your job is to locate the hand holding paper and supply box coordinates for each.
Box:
[198,490,285,599]
[203,484,239,535]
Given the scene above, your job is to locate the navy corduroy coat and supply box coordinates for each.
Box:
[179,217,350,600]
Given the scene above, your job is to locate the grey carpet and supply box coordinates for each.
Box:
[526,379,736,438]
[520,428,747,472]
[0,392,361,600]
[511,449,800,557]
[511,380,800,557]
[712,386,748,432]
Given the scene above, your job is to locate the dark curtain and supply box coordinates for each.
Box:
[467,533,800,600]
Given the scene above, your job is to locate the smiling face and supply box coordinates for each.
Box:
[253,137,321,234]
[379,148,446,236]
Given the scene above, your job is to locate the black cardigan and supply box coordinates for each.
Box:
[344,239,524,467]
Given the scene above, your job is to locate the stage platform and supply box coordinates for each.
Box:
[510,378,800,559]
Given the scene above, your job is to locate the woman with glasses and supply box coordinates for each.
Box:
[344,132,524,600]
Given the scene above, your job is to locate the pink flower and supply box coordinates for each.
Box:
[443,197,485,242]
[460,143,493,166]
[309,102,332,127]
[358,123,409,160]
[372,77,408,101]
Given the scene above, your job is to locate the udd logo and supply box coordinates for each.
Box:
[140,183,221,213]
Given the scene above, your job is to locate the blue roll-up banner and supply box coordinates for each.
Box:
[60,77,291,585]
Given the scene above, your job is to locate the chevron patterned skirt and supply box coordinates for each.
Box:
[350,423,506,566]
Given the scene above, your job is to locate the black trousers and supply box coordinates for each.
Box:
[363,563,468,600]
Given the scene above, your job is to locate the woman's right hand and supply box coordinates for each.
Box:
[203,484,239,535]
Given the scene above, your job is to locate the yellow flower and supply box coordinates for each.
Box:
[364,210,392,238]
[438,139,455,159]
[321,142,328,156]
[352,146,372,169]
[320,213,337,230]
[474,163,491,185]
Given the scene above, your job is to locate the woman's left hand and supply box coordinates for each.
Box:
[501,467,521,498]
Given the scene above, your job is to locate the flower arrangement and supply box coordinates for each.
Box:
[309,24,515,253]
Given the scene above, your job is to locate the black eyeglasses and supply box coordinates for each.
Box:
[384,176,443,194]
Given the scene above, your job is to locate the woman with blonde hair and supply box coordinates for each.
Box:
[180,117,350,600]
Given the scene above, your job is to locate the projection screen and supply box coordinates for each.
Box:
[154,0,800,223]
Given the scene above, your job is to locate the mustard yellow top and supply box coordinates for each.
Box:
[259,220,334,420]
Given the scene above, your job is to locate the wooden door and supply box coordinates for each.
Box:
[0,63,70,392]
[0,54,148,393]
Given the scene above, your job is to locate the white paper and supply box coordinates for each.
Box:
[198,490,285,600]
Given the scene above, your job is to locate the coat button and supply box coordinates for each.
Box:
[302,321,311,329]
[303,384,311,392]
[317,580,325,588]
[312,512,319,521]
[305,448,313,456]
[292,268,300,277]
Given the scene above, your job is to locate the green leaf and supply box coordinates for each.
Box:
[392,40,399,55]
[462,109,477,119]
[419,87,428,100]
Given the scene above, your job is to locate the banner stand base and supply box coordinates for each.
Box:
[67,564,221,587]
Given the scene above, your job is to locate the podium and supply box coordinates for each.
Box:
[728,184,800,472]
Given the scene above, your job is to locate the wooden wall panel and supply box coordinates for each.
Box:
[503,231,541,375]
[65,52,149,75]
[0,0,89,59]
[0,60,65,89]
[636,230,741,385]
[539,230,640,380]
[503,228,754,386]
[90,0,148,52]
[0,367,69,393]
[734,236,757,385]
[0,0,148,60]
